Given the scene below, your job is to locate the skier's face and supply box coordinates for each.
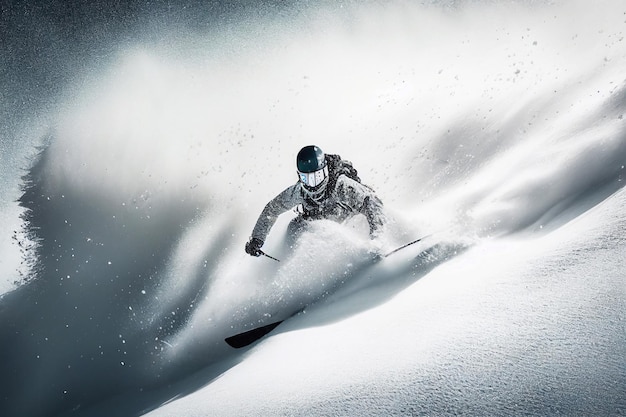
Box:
[298,165,329,203]
[298,165,328,190]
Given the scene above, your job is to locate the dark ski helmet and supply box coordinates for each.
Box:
[296,145,329,202]
[297,145,326,173]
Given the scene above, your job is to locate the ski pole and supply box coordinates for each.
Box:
[259,250,280,262]
[384,234,432,258]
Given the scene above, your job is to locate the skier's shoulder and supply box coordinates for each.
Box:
[333,173,371,197]
[270,182,304,206]
[286,182,306,199]
[333,169,379,200]
[334,173,359,187]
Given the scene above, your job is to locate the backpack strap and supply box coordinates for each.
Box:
[325,154,341,196]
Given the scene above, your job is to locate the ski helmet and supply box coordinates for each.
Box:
[296,145,329,202]
[297,145,326,173]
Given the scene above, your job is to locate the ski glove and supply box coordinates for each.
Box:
[245,237,264,257]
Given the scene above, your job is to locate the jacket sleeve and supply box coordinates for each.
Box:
[335,176,385,237]
[251,184,302,242]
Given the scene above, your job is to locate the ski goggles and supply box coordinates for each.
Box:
[298,166,329,189]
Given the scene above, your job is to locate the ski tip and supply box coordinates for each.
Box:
[225,320,284,349]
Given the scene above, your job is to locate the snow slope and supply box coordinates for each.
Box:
[0,1,625,416]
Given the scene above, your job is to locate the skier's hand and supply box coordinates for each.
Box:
[245,237,264,257]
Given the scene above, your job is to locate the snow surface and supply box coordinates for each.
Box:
[0,1,625,416]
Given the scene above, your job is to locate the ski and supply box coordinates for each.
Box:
[225,308,305,349]
[225,234,431,348]
[383,234,431,258]
[225,320,285,348]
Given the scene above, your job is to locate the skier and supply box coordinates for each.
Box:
[245,145,385,257]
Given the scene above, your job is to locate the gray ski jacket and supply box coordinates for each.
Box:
[251,175,384,243]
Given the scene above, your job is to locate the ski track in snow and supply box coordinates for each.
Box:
[1,1,625,416]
